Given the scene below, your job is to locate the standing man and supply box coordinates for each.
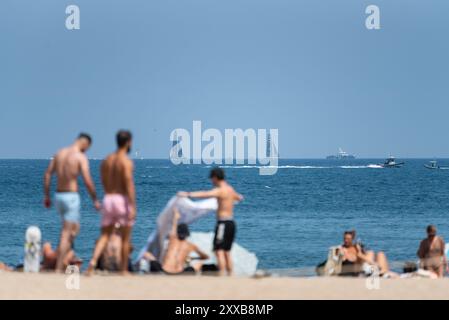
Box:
[417,225,448,278]
[178,168,243,275]
[44,133,100,272]
[86,130,136,275]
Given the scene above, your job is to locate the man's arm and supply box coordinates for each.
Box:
[80,155,100,210]
[100,160,107,189]
[43,158,56,208]
[169,208,181,238]
[440,237,448,272]
[417,240,425,259]
[124,159,136,218]
[234,192,244,202]
[178,188,220,199]
[192,244,209,260]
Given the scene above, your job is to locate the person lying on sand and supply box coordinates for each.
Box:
[160,208,210,274]
[0,262,12,272]
[417,225,448,278]
[339,230,395,277]
[96,227,134,273]
[41,242,82,271]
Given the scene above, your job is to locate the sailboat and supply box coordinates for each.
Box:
[170,131,188,163]
[266,132,278,158]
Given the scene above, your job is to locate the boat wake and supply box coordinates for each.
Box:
[205,165,385,170]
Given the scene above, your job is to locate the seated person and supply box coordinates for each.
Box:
[162,208,210,274]
[0,262,12,272]
[339,230,393,277]
[41,242,82,271]
[417,225,448,278]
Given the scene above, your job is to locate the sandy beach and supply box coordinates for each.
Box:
[1,272,448,300]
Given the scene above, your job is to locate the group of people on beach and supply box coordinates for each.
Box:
[327,225,448,278]
[1,131,447,279]
[41,131,242,276]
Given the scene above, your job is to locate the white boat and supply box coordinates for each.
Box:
[424,160,449,170]
[326,148,356,160]
[380,156,404,168]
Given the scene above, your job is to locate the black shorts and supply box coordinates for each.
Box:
[213,220,236,251]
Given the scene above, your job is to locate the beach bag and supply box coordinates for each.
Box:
[316,246,343,276]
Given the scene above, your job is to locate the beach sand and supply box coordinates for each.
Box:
[1,272,448,299]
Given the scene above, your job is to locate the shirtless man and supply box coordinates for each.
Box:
[161,208,209,274]
[86,130,136,275]
[43,133,100,272]
[178,168,243,275]
[417,225,448,278]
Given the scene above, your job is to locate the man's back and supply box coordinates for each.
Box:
[419,236,444,258]
[53,147,83,192]
[101,153,131,194]
[163,238,195,273]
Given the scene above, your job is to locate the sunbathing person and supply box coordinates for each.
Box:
[41,242,82,271]
[160,208,209,274]
[339,230,393,277]
[417,225,448,278]
[96,227,134,273]
[0,262,12,272]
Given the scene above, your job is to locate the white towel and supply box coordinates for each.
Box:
[136,196,217,262]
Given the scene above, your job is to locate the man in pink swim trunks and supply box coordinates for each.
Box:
[86,130,136,275]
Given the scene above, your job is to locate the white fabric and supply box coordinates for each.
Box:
[24,226,41,273]
[136,196,217,261]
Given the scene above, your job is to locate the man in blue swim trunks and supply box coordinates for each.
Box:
[44,133,100,272]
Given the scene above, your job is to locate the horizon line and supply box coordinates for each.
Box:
[1,157,449,161]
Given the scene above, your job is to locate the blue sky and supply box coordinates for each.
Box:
[1,0,448,158]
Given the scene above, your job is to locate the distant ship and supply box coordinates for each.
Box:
[424,160,449,170]
[326,148,355,160]
[380,156,404,168]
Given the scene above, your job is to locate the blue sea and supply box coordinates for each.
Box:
[1,159,448,272]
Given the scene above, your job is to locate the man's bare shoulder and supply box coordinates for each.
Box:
[103,153,116,163]
[225,184,237,195]
[122,156,134,169]
[54,147,69,159]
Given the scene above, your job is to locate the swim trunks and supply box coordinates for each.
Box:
[101,194,135,227]
[55,192,81,223]
[213,220,236,251]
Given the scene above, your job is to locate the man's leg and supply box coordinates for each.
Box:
[224,251,233,276]
[120,226,132,275]
[86,226,114,275]
[215,250,226,276]
[56,222,79,273]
